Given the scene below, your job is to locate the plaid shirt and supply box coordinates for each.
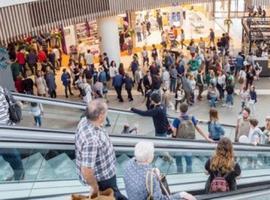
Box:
[75,117,116,183]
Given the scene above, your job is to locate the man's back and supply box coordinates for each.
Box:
[0,87,9,124]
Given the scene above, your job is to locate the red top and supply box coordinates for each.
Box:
[38,50,47,62]
[15,78,24,93]
[16,52,25,64]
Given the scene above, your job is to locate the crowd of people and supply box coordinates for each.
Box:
[1,7,270,199]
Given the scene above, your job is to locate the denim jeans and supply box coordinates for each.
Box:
[98,175,127,200]
[209,97,217,107]
[34,116,42,127]
[0,148,24,180]
[175,155,192,173]
[226,94,234,105]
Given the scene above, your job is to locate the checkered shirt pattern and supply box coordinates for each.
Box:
[75,117,116,183]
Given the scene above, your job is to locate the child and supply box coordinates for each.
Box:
[249,85,257,116]
[30,102,43,127]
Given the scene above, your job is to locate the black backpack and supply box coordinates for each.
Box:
[3,89,22,123]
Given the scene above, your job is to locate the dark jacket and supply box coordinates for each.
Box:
[113,74,123,87]
[124,77,133,90]
[249,91,257,102]
[61,72,71,86]
[131,104,168,135]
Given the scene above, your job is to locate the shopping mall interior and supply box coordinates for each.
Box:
[1,0,270,199]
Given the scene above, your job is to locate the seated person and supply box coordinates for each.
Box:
[124,141,196,200]
[205,137,241,193]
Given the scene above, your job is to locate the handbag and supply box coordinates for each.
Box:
[72,188,115,200]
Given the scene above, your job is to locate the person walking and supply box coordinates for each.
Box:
[35,70,47,97]
[45,68,57,98]
[61,69,74,98]
[124,74,134,101]
[248,85,257,116]
[113,73,124,102]
[30,102,43,127]
[75,99,127,199]
[135,68,144,96]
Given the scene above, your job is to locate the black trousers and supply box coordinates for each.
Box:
[64,84,73,97]
[50,90,57,98]
[98,175,127,200]
[115,86,123,101]
[126,88,133,100]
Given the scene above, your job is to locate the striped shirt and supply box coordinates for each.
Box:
[75,117,116,183]
[0,87,9,125]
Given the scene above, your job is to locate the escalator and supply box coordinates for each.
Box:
[12,93,236,140]
[1,126,270,200]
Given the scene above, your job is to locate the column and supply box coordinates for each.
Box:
[97,16,121,66]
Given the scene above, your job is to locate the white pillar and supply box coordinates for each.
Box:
[97,16,121,66]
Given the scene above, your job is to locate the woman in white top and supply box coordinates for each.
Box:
[35,70,47,96]
[239,87,250,114]
[238,67,247,92]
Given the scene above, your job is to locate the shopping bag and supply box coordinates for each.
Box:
[72,188,115,200]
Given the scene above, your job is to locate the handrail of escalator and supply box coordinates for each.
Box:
[0,125,270,151]
[12,92,236,128]
[196,183,270,200]
[5,177,270,200]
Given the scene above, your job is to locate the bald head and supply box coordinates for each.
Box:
[86,99,108,121]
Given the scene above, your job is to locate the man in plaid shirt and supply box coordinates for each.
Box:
[75,99,126,199]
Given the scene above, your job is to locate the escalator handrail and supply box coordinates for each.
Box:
[1,125,270,151]
[12,92,236,128]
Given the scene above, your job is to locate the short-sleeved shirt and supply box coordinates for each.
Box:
[172,115,198,129]
[75,117,116,183]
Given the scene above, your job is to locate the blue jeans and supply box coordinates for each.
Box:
[34,116,42,127]
[176,155,192,173]
[209,97,217,107]
[226,94,234,105]
[0,149,24,180]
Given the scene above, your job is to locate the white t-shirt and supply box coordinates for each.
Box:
[85,52,94,65]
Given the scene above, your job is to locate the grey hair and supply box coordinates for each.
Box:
[134,141,154,163]
[86,99,108,121]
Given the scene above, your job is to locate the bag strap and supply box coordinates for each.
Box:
[158,176,170,198]
[146,170,153,197]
